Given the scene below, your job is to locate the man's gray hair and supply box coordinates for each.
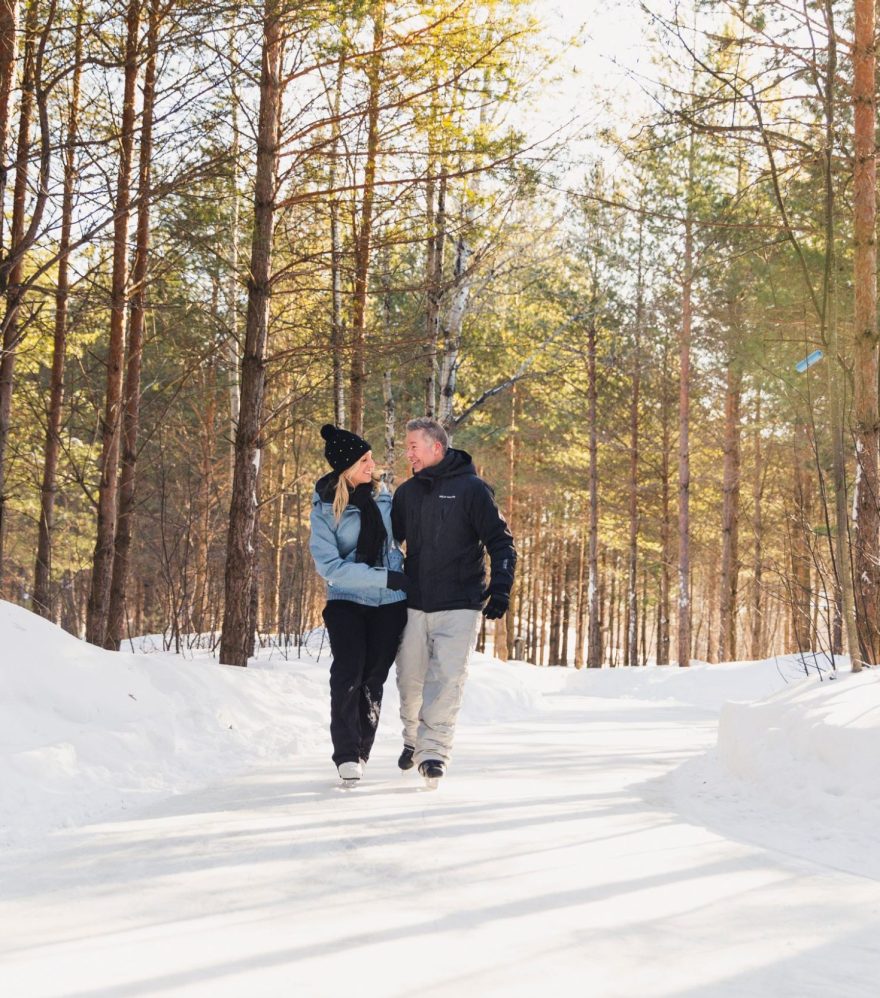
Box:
[406,417,449,452]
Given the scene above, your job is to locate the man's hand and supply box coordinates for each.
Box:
[387,570,411,593]
[481,587,509,619]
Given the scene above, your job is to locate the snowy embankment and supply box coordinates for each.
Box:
[560,654,880,880]
[4,596,880,856]
[0,600,540,847]
[719,672,880,802]
[710,670,880,870]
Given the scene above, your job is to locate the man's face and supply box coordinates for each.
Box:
[405,430,443,473]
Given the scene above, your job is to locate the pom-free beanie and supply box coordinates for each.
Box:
[320,423,371,472]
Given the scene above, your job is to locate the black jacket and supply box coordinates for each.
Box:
[391,448,516,612]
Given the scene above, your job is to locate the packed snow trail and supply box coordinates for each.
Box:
[2,688,879,997]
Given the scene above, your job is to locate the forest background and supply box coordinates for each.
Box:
[0,0,877,672]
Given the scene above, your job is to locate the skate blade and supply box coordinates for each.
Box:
[422,777,440,790]
[338,778,360,790]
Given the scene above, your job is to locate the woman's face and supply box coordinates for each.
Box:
[346,450,375,486]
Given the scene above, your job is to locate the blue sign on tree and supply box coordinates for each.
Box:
[795,349,823,373]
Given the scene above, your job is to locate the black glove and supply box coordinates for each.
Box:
[386,570,411,593]
[481,587,509,619]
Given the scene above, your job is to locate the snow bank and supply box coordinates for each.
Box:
[458,654,549,722]
[0,602,542,845]
[0,601,330,846]
[562,657,802,711]
[561,655,880,855]
[718,670,880,806]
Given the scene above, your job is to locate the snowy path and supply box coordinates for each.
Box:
[2,691,879,998]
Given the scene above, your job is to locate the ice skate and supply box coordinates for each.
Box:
[418,759,445,789]
[398,745,415,771]
[337,760,363,788]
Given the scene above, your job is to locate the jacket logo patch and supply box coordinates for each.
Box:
[439,495,456,499]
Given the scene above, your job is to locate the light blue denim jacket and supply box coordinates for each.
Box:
[309,482,406,607]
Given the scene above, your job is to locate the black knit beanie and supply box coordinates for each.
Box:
[320,423,371,473]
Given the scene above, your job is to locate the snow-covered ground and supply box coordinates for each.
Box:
[2,599,879,996]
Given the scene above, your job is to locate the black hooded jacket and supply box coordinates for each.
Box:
[391,448,516,612]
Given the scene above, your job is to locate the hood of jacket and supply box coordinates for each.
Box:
[413,447,475,485]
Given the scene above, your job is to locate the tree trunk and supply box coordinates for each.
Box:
[349,1,384,436]
[717,358,742,661]
[493,594,509,661]
[791,417,813,652]
[750,389,765,660]
[851,0,878,669]
[219,0,282,666]
[538,549,548,666]
[625,217,643,666]
[192,363,216,635]
[225,21,241,479]
[821,1,860,668]
[529,512,540,663]
[548,534,561,665]
[423,162,445,419]
[32,2,82,618]
[0,0,18,254]
[379,238,395,482]
[270,430,288,637]
[438,226,472,428]
[382,370,395,482]
[329,51,346,427]
[598,546,607,664]
[677,136,694,668]
[249,493,261,651]
[501,384,518,660]
[85,0,141,645]
[491,390,514,662]
[0,0,36,590]
[704,559,716,662]
[574,520,586,668]
[561,545,571,665]
[106,0,159,650]
[587,315,601,668]
[608,551,618,666]
[658,335,671,664]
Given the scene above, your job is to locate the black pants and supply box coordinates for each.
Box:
[322,599,407,766]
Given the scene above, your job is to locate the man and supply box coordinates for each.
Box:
[391,417,516,785]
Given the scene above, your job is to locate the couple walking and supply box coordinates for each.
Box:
[309,417,516,787]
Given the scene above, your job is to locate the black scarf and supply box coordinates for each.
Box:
[349,482,387,567]
[316,474,387,566]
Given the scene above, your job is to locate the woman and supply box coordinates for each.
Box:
[309,424,409,786]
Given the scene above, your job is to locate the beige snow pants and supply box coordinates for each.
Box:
[395,607,482,767]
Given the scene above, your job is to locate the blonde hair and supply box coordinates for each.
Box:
[332,474,351,522]
[332,459,377,522]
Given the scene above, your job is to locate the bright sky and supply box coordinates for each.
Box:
[517,0,655,173]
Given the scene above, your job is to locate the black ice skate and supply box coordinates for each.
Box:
[398,745,415,771]
[418,759,445,789]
